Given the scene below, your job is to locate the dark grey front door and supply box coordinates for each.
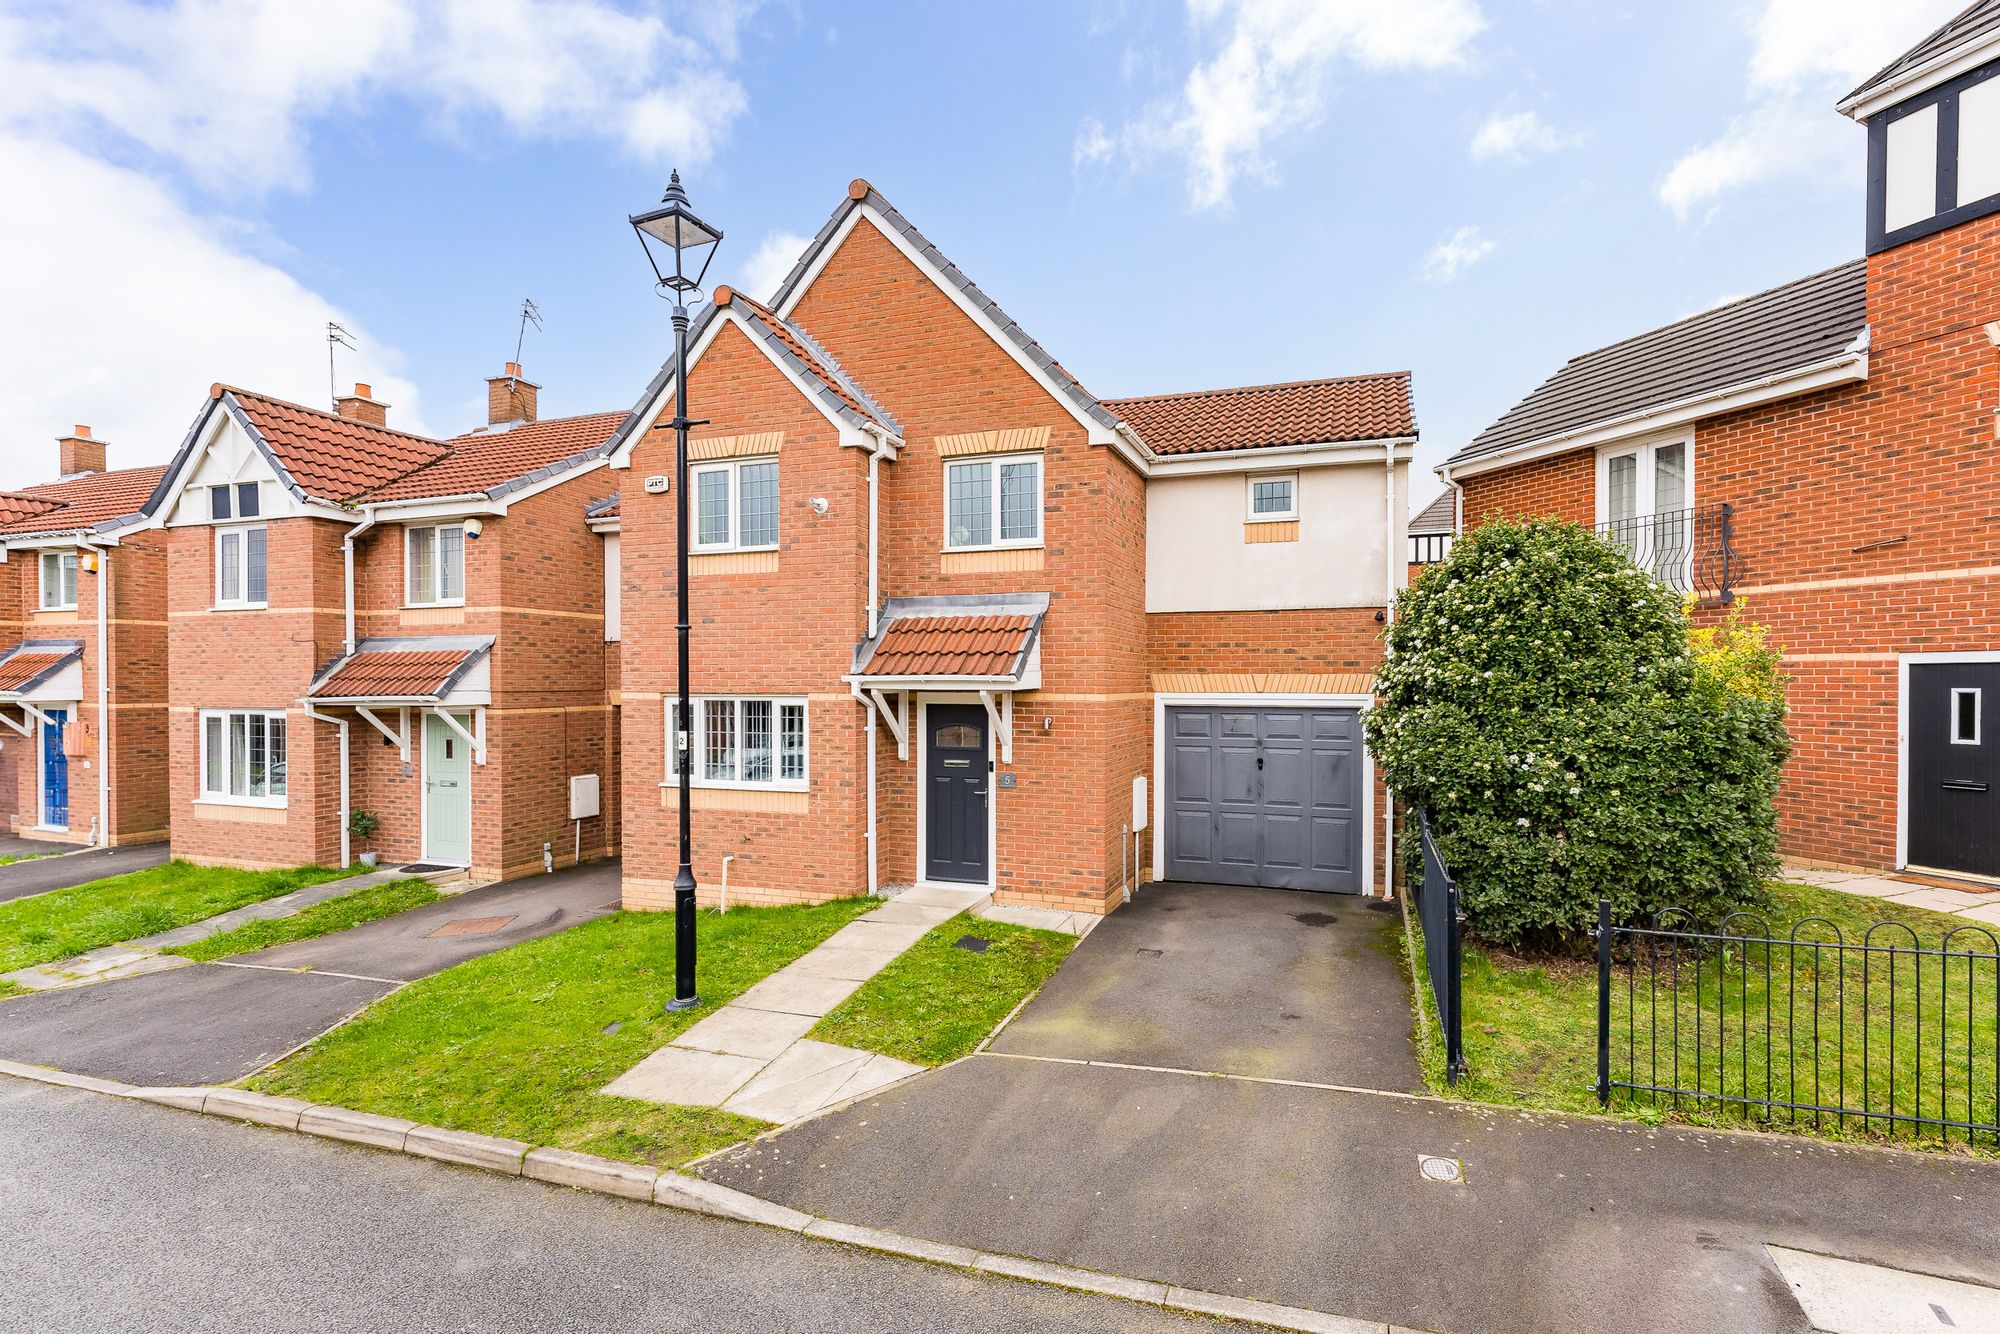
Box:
[925,704,989,884]
[1165,706,1362,893]
[1907,661,2000,879]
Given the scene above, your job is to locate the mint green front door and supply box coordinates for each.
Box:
[423,713,473,867]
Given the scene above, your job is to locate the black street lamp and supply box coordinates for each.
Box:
[631,169,722,1013]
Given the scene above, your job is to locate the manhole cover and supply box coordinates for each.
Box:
[1417,1154,1464,1184]
[954,935,990,954]
[427,914,518,938]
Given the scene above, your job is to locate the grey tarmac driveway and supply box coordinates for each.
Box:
[0,861,620,1085]
[3,1079,1217,1334]
[0,841,169,904]
[991,880,1423,1091]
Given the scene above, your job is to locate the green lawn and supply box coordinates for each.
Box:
[252,896,876,1167]
[1439,882,2000,1149]
[812,917,1076,1066]
[0,852,54,867]
[166,878,440,963]
[0,861,354,977]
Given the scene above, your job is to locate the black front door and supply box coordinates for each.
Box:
[925,704,989,884]
[1908,661,2000,879]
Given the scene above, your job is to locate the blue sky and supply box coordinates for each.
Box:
[0,0,1965,497]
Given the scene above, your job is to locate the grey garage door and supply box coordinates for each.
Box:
[1164,706,1363,893]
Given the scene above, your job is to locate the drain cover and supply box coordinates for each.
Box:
[1136,947,1163,958]
[954,935,990,954]
[427,914,518,938]
[1417,1154,1464,1184]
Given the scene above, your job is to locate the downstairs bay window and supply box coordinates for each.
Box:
[667,696,808,790]
[200,708,288,806]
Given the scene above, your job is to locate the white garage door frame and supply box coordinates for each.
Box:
[1150,692,1375,896]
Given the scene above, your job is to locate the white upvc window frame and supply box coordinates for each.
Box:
[405,523,467,608]
[689,456,781,554]
[664,695,809,792]
[213,524,269,609]
[38,549,79,611]
[943,452,1043,552]
[1245,472,1300,522]
[208,480,262,522]
[1950,687,1983,746]
[197,707,290,808]
[1594,433,1695,584]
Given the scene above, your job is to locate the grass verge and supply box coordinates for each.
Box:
[0,861,353,976]
[1444,882,2000,1148]
[251,896,876,1167]
[811,916,1076,1066]
[165,878,441,963]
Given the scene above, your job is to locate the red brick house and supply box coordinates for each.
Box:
[0,428,169,847]
[603,180,1415,916]
[1441,4,2000,883]
[133,369,622,880]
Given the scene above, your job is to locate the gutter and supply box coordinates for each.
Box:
[343,508,379,656]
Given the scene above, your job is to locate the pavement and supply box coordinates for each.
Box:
[0,861,620,1086]
[0,841,169,905]
[700,880,2000,1334]
[1787,863,2000,925]
[1,1078,1214,1334]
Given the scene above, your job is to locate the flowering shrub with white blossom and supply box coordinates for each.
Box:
[1367,518,1789,950]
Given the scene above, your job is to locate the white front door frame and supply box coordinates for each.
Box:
[36,702,76,831]
[420,709,474,867]
[1150,692,1376,896]
[1896,650,2000,871]
[913,692,999,893]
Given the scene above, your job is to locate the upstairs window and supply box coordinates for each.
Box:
[38,550,78,611]
[406,524,465,606]
[214,526,268,607]
[1247,473,1299,522]
[945,454,1041,550]
[691,458,779,553]
[209,482,261,521]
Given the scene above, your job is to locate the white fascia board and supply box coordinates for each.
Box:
[587,516,621,534]
[1839,39,2000,120]
[1150,436,1416,477]
[0,530,115,550]
[362,496,508,523]
[1442,354,1867,482]
[777,207,1123,453]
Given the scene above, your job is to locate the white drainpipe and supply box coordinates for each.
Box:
[1382,440,1399,899]
[78,535,112,846]
[303,701,351,868]
[343,508,379,656]
[852,682,879,897]
[864,430,891,638]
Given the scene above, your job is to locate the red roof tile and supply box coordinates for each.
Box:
[0,465,169,535]
[311,649,476,700]
[0,648,77,693]
[861,614,1035,679]
[227,388,449,502]
[1105,373,1414,456]
[360,412,625,503]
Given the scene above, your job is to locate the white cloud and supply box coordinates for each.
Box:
[1658,0,1962,220]
[1469,109,1570,161]
[1080,0,1485,209]
[0,137,426,489]
[1074,116,1117,169]
[1421,224,1496,282]
[0,0,755,197]
[736,231,813,304]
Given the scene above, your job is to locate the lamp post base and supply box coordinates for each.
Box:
[663,995,701,1013]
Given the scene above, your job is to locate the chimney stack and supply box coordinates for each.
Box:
[334,382,389,428]
[58,425,105,477]
[486,362,539,426]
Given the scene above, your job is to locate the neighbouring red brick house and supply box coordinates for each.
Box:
[132,368,622,881]
[603,180,1415,916]
[0,428,169,847]
[1441,4,2000,883]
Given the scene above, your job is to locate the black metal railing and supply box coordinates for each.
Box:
[1590,503,1736,603]
[1416,813,1467,1084]
[1409,532,1454,566]
[1594,901,2000,1147]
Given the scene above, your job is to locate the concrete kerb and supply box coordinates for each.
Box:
[0,1058,1404,1333]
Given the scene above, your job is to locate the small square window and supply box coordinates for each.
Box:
[1247,473,1298,522]
[1951,688,1982,745]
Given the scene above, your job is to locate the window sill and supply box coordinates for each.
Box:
[1245,514,1299,525]
[192,796,289,811]
[943,542,1044,555]
[690,545,780,557]
[211,602,270,612]
[36,606,78,615]
[404,600,467,611]
[660,779,808,795]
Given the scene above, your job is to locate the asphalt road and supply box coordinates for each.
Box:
[0,1078,1216,1334]
[0,841,168,904]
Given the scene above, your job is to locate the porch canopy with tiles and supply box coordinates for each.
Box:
[303,635,494,763]
[0,639,82,739]
[845,593,1047,766]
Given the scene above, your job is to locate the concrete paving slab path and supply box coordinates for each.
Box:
[991,881,1423,1091]
[0,842,169,905]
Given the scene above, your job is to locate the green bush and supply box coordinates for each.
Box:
[1367,518,1789,950]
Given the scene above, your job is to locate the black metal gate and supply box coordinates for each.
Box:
[1415,813,1466,1083]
